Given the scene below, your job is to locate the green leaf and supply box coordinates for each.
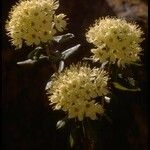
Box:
[53,33,74,43]
[126,77,135,86]
[130,62,142,66]
[69,133,74,148]
[62,44,81,60]
[113,82,141,92]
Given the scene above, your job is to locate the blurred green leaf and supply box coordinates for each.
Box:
[117,74,123,79]
[126,77,135,86]
[130,62,142,66]
[62,44,81,60]
[117,74,136,87]
[113,82,141,92]
[69,133,74,148]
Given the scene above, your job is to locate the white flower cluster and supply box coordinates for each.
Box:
[6,0,67,48]
[47,63,109,121]
[86,17,144,67]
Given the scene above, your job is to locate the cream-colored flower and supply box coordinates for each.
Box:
[5,0,67,48]
[47,63,109,121]
[86,17,144,67]
[84,101,104,120]
[54,14,67,32]
[68,103,85,121]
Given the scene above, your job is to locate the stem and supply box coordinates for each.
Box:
[103,113,113,124]
[81,120,89,150]
[82,120,86,138]
[101,97,105,106]
[45,44,51,56]
[81,119,95,150]
[41,43,58,72]
[41,42,54,57]
[51,63,58,72]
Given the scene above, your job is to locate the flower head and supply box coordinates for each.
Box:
[86,17,144,67]
[5,0,67,48]
[47,63,109,121]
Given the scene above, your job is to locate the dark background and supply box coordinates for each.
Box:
[2,0,148,150]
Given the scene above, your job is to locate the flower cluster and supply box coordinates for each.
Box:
[86,17,144,67]
[47,63,109,121]
[5,0,67,48]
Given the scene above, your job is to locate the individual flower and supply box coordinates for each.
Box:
[86,17,144,67]
[5,0,67,48]
[54,14,67,32]
[47,63,109,121]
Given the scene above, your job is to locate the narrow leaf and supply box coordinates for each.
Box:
[100,61,109,69]
[130,62,142,66]
[28,47,43,59]
[34,49,43,60]
[53,33,74,43]
[17,56,49,66]
[82,57,93,61]
[45,81,52,90]
[58,60,65,73]
[56,120,66,130]
[17,59,37,65]
[127,77,135,86]
[113,82,141,92]
[69,133,74,148]
[39,55,49,60]
[62,44,81,60]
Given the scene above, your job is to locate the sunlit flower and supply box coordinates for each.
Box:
[5,0,67,48]
[47,63,109,121]
[86,17,144,67]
